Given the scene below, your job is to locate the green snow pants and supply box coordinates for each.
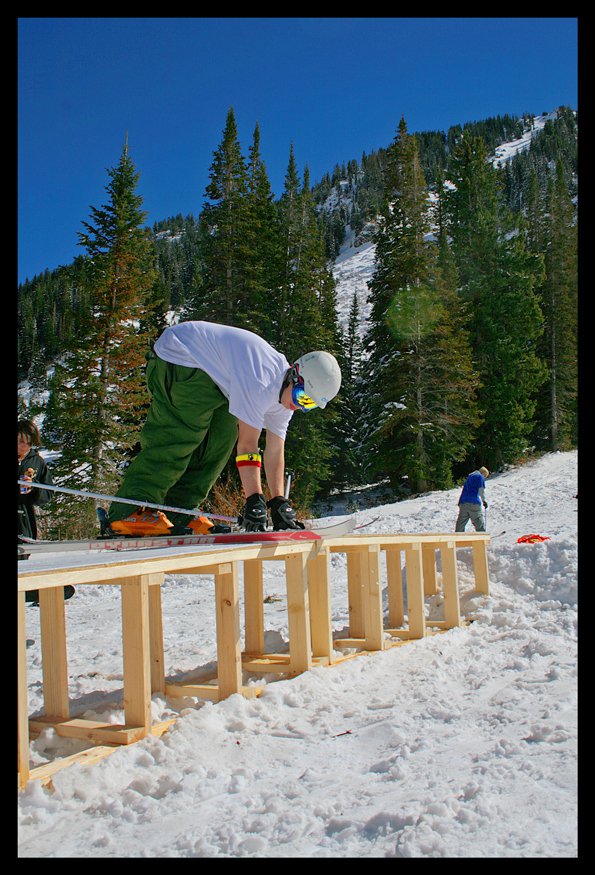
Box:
[108,354,238,528]
[455,502,486,532]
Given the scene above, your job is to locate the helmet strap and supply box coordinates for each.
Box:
[279,367,300,403]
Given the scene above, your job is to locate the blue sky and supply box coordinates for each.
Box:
[18,17,578,284]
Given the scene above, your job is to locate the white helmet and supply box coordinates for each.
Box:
[293,351,342,409]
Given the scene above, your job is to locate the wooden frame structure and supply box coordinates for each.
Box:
[18,532,489,788]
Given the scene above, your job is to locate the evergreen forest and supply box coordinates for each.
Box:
[17,106,578,538]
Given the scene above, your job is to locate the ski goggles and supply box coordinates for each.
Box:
[292,382,317,411]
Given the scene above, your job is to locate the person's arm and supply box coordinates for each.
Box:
[236,423,287,498]
[262,431,286,499]
[236,421,264,497]
[236,421,268,531]
[263,431,304,530]
[32,458,53,506]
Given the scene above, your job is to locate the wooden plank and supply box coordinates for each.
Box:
[404,543,426,639]
[165,682,262,701]
[38,587,70,720]
[386,548,404,628]
[422,544,438,596]
[325,533,491,550]
[346,551,366,638]
[121,576,152,734]
[307,550,333,660]
[18,541,317,591]
[241,653,290,670]
[215,562,243,699]
[28,745,120,786]
[364,545,384,652]
[244,559,264,655]
[148,573,165,694]
[285,552,312,675]
[441,543,461,628]
[17,591,30,788]
[332,637,367,649]
[471,541,490,594]
[29,717,148,745]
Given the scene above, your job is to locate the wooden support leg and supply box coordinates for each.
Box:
[285,553,312,675]
[244,559,264,656]
[386,548,404,628]
[307,548,333,661]
[441,543,461,628]
[18,591,30,788]
[39,587,70,720]
[346,551,366,638]
[215,563,243,699]
[472,541,490,595]
[404,543,426,639]
[422,544,438,596]
[121,576,152,734]
[148,574,165,694]
[364,545,385,651]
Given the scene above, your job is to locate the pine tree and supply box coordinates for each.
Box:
[272,144,302,350]
[445,132,546,469]
[273,149,342,506]
[198,108,251,325]
[242,122,280,337]
[534,160,578,449]
[364,118,479,493]
[43,141,159,537]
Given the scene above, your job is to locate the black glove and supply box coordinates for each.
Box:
[267,496,305,530]
[240,493,268,532]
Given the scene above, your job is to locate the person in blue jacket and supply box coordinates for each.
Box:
[455,466,490,532]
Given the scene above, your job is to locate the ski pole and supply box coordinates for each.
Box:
[284,471,293,499]
[17,479,236,523]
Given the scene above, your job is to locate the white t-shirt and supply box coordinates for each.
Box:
[154,321,294,439]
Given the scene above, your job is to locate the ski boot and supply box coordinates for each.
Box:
[108,508,174,537]
[182,515,232,535]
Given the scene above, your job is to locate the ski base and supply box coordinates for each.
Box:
[19,517,355,555]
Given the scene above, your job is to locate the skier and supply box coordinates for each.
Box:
[106,321,342,536]
[455,466,490,532]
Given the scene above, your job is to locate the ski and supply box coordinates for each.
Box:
[19,517,356,555]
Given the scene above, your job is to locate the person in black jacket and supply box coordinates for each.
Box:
[18,419,74,603]
[18,419,53,540]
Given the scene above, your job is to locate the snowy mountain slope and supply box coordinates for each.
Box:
[330,111,569,335]
[492,110,559,168]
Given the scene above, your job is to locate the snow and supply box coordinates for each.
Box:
[18,450,578,858]
[332,239,376,337]
[492,111,559,168]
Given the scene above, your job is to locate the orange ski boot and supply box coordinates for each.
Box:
[185,515,215,534]
[109,509,174,537]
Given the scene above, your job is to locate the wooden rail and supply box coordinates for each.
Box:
[18,532,489,788]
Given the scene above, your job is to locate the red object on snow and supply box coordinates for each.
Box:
[516,534,551,544]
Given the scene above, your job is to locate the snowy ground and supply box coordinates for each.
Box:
[17,450,578,858]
